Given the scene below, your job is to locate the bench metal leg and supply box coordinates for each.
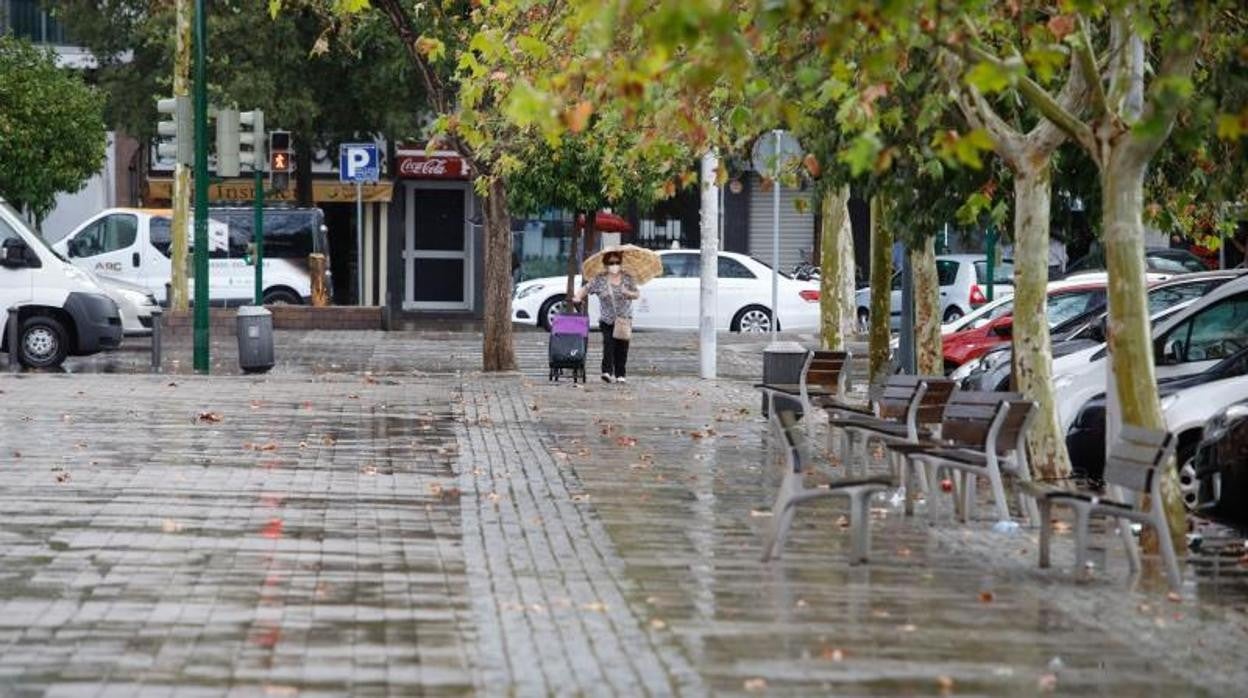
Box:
[1073,505,1092,578]
[1038,499,1053,568]
[1118,516,1142,574]
[849,490,870,564]
[898,454,913,516]
[987,467,1011,522]
[1153,513,1183,591]
[961,474,977,523]
[761,471,802,561]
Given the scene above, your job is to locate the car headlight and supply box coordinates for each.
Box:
[982,349,1010,371]
[949,358,983,381]
[1203,402,1248,442]
[1159,394,1179,413]
[516,284,544,300]
[115,288,151,308]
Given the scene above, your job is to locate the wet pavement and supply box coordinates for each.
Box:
[2,329,1246,696]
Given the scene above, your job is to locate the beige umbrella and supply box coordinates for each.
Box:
[582,244,664,285]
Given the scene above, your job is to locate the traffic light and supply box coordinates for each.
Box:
[215,107,240,177]
[269,130,292,191]
[239,110,265,173]
[156,96,193,167]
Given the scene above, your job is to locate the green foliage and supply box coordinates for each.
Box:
[55,1,427,153]
[0,36,107,221]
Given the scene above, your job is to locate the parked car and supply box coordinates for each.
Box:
[941,279,1107,371]
[1065,346,1248,479]
[856,254,1013,330]
[955,270,1247,390]
[94,274,159,337]
[1052,273,1248,431]
[1,197,123,368]
[1064,246,1210,278]
[1186,398,1248,523]
[54,207,329,306]
[511,250,822,332]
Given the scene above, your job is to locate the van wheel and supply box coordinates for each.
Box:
[262,288,302,305]
[20,316,69,369]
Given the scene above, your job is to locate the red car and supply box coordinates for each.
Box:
[941,281,1108,371]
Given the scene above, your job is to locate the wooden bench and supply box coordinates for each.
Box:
[756,349,852,419]
[1023,425,1182,590]
[825,375,957,473]
[755,385,892,564]
[888,392,1038,524]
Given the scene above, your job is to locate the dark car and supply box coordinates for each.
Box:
[1064,247,1212,277]
[1187,399,1248,523]
[958,270,1248,391]
[1065,345,1248,480]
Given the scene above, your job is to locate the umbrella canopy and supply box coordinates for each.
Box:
[582,244,664,285]
[576,211,633,233]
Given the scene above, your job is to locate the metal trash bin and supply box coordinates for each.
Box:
[761,341,809,418]
[236,306,274,374]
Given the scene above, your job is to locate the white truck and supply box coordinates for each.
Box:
[1,198,123,368]
[54,206,330,306]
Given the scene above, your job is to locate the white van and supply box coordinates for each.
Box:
[54,207,330,306]
[1,198,123,368]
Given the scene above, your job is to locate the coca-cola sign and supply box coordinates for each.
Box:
[396,151,470,180]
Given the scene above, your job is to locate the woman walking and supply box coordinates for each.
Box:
[571,249,639,383]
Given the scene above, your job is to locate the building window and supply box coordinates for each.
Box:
[5,1,67,45]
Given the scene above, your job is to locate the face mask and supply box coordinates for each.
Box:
[607,264,622,274]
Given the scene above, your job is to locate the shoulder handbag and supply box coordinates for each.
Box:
[613,317,632,340]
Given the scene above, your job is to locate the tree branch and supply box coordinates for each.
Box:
[1128,16,1205,163]
[1025,57,1090,156]
[1076,14,1111,121]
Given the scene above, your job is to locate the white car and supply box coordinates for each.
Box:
[93,274,158,337]
[1054,274,1248,430]
[856,253,1014,330]
[511,250,821,332]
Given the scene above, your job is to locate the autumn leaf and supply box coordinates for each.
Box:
[196,411,223,423]
[1047,15,1076,41]
[802,153,821,178]
[563,101,594,133]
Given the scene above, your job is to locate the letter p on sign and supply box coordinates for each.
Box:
[339,143,379,183]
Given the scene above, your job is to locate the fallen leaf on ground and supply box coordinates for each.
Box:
[196,411,223,423]
[819,646,845,662]
[936,675,955,695]
[162,519,182,533]
[321,435,337,446]
[649,618,667,630]
[979,590,995,603]
[615,436,637,447]
[1166,591,1182,603]
[743,678,767,692]
[1037,672,1058,692]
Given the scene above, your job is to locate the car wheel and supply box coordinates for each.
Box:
[539,295,569,331]
[857,308,869,332]
[262,287,302,305]
[20,315,69,369]
[943,306,963,323]
[1175,437,1201,511]
[733,305,775,333]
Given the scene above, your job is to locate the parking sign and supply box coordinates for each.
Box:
[339,143,379,183]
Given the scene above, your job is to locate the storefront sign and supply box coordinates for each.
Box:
[395,150,471,180]
[146,178,393,204]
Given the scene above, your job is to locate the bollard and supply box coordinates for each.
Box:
[150,307,163,372]
[7,306,19,372]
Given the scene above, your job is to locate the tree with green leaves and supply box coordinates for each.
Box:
[943,0,1241,552]
[0,36,107,225]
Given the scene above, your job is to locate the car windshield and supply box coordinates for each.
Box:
[0,200,68,263]
[974,260,1014,285]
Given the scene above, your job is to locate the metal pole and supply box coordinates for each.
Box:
[254,168,265,305]
[899,252,915,374]
[771,130,780,342]
[356,179,364,305]
[985,223,997,302]
[7,306,19,372]
[699,150,719,379]
[150,307,163,372]
[191,0,209,373]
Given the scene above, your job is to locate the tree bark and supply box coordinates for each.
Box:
[1012,166,1073,480]
[867,196,893,390]
[1102,155,1186,548]
[169,0,191,312]
[911,236,942,376]
[819,186,851,351]
[483,177,517,371]
[840,207,857,344]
